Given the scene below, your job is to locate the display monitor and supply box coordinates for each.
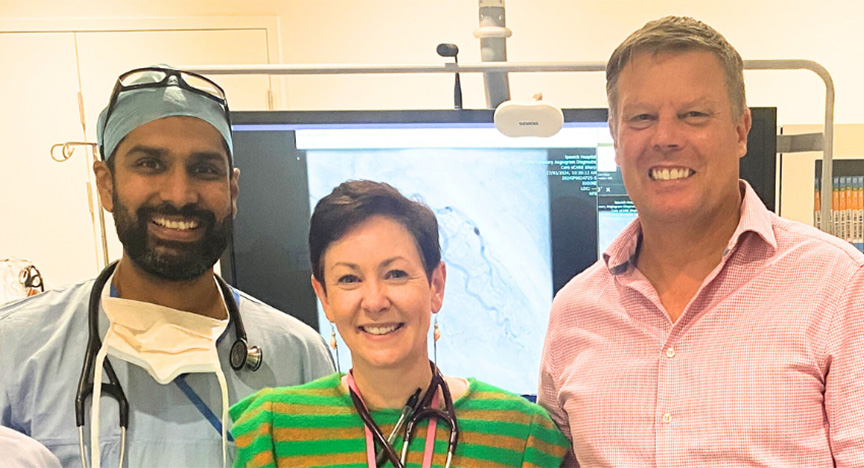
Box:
[222,108,776,395]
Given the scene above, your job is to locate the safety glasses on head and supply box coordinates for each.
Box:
[100,67,232,157]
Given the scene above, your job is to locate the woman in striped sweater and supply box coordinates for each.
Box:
[230,180,570,468]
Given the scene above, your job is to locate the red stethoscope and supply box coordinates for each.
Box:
[346,361,459,468]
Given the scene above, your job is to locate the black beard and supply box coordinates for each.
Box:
[112,195,232,281]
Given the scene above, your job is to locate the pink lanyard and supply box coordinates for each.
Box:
[345,373,439,468]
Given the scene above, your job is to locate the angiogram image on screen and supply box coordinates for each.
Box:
[306,143,554,395]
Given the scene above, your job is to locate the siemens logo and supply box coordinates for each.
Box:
[518,121,540,126]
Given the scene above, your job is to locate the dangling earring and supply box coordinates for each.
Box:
[329,322,342,375]
[433,316,441,367]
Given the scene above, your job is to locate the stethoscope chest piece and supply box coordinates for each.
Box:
[214,274,264,372]
[229,339,262,371]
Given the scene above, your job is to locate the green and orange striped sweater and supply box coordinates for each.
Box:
[230,373,569,468]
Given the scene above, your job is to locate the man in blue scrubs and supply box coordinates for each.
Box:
[0,66,334,467]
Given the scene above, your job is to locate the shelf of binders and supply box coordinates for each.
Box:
[814,160,864,252]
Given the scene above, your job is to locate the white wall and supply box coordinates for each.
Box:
[274,0,862,126]
[2,0,862,122]
[1,0,862,285]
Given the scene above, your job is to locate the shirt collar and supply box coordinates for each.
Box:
[603,180,778,275]
[602,217,643,275]
[729,179,778,252]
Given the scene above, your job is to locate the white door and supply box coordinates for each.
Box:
[0,32,94,288]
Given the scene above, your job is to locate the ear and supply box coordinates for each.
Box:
[93,160,115,212]
[311,274,334,322]
[430,261,446,313]
[609,117,621,166]
[230,167,240,217]
[735,108,752,159]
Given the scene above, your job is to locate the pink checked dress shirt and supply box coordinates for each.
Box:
[539,182,864,467]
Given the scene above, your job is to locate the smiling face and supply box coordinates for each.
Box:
[94,116,239,280]
[311,215,446,373]
[610,50,751,228]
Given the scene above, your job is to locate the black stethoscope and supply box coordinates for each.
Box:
[347,361,459,468]
[74,260,263,468]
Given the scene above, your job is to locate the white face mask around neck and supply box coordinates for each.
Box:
[88,275,230,468]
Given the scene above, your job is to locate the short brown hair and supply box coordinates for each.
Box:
[606,16,746,122]
[309,180,441,289]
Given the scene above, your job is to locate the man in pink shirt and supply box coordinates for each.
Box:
[539,16,864,467]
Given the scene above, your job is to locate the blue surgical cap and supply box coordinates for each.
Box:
[96,67,233,162]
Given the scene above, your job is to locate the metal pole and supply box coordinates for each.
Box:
[185,62,606,75]
[476,0,511,108]
[744,60,835,235]
[185,59,836,234]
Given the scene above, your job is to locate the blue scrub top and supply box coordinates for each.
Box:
[0,278,334,468]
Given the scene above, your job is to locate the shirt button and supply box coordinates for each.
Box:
[662,413,672,424]
[666,347,676,358]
